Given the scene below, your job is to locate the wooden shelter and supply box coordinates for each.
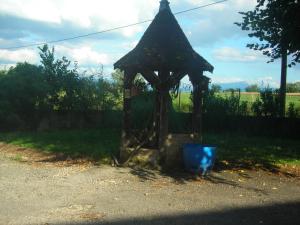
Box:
[114,0,214,163]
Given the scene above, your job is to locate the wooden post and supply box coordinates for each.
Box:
[190,74,204,143]
[159,88,169,149]
[157,70,170,161]
[198,83,203,143]
[120,71,135,161]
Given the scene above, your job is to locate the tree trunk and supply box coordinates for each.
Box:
[279,48,287,118]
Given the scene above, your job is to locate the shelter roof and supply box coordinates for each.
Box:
[114,1,214,74]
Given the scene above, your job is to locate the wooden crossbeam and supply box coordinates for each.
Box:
[140,70,160,88]
[166,71,186,89]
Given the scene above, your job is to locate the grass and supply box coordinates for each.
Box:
[172,93,192,112]
[203,133,300,167]
[0,129,121,162]
[172,92,300,112]
[225,92,300,109]
[0,129,299,167]
[11,154,23,162]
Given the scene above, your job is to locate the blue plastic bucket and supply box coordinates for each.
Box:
[183,144,216,175]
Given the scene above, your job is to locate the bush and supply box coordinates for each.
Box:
[251,88,280,117]
[0,45,123,130]
[203,89,248,117]
[0,63,47,118]
[245,84,260,92]
[287,103,299,118]
[286,82,300,93]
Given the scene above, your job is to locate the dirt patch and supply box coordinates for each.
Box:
[0,142,96,168]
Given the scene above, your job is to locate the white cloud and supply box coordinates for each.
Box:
[0,49,38,63]
[210,77,244,84]
[0,0,257,44]
[178,0,257,46]
[255,76,280,88]
[0,0,157,36]
[122,40,139,50]
[213,47,265,62]
[0,0,61,23]
[0,45,114,69]
[0,64,15,70]
[55,45,111,66]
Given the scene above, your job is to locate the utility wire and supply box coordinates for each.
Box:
[1,0,228,50]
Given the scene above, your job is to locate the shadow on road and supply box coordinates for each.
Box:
[52,201,300,225]
[129,166,269,195]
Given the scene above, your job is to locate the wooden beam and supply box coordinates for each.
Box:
[157,70,170,162]
[166,71,186,90]
[140,70,160,88]
[120,70,136,161]
[189,72,204,143]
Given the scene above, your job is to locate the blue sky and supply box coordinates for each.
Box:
[0,0,299,87]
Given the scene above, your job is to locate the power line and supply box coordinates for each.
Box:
[174,0,228,15]
[1,0,229,50]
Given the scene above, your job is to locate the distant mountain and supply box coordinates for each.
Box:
[178,81,250,92]
[213,81,249,91]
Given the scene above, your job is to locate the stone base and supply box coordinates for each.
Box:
[121,147,160,168]
[120,133,199,168]
[164,133,197,168]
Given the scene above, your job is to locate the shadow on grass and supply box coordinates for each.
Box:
[0,129,121,162]
[127,132,300,183]
[0,130,299,177]
[53,201,300,225]
[204,133,300,176]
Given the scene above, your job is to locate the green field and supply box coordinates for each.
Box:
[0,129,121,162]
[0,129,299,167]
[172,92,300,113]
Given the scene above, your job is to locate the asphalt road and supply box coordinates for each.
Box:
[0,154,300,225]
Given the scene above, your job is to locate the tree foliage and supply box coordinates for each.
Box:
[235,0,300,66]
[210,84,222,93]
[245,84,260,92]
[0,45,125,129]
[38,45,121,111]
[286,82,300,93]
[252,87,280,117]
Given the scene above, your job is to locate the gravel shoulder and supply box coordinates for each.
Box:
[0,145,300,225]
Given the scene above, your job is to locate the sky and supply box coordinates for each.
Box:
[0,0,299,87]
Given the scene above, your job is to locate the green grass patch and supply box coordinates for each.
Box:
[172,92,300,113]
[0,129,299,167]
[0,128,121,161]
[172,92,192,112]
[203,133,300,167]
[10,154,23,162]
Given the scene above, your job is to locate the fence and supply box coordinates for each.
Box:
[1,110,299,139]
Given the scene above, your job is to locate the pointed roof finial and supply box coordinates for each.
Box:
[159,0,171,12]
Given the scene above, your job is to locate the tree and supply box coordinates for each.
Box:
[286,82,300,93]
[245,84,260,92]
[111,69,148,94]
[0,69,7,77]
[235,0,300,117]
[39,44,84,111]
[210,84,222,93]
[0,63,48,126]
